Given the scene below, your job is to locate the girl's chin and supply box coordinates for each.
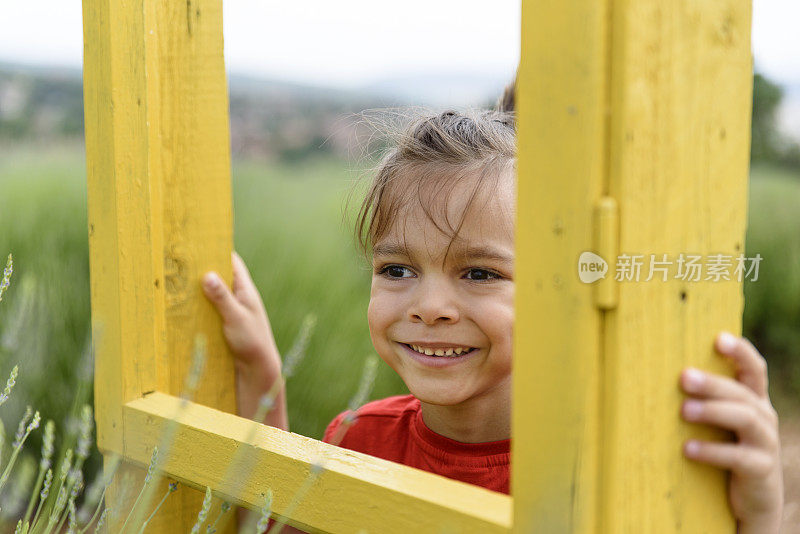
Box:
[405,383,470,406]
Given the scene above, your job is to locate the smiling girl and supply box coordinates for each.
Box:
[201,82,783,531]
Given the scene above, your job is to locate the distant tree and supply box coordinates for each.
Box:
[751,73,785,161]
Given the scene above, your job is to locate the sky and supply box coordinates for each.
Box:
[0,0,798,89]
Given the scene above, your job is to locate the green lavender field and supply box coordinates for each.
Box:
[0,144,408,444]
[0,144,798,526]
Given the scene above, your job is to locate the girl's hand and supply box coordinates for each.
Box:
[680,332,784,534]
[202,251,282,379]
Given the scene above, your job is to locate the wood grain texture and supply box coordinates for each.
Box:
[82,0,236,530]
[514,0,608,531]
[124,392,512,534]
[603,1,751,531]
[515,0,752,531]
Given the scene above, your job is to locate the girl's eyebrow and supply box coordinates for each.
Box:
[372,243,409,258]
[454,246,514,265]
[373,242,513,265]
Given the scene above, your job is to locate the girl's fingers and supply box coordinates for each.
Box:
[683,439,775,479]
[231,251,263,312]
[682,399,778,450]
[202,271,243,323]
[680,367,759,405]
[714,332,769,399]
[231,251,252,292]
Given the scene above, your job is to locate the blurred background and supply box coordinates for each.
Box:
[0,0,798,529]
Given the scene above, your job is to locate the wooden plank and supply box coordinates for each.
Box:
[514,0,607,531]
[602,1,751,531]
[82,0,236,530]
[82,0,166,526]
[83,0,160,461]
[123,392,512,533]
[515,0,751,531]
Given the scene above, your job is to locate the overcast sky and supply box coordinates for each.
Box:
[0,0,798,88]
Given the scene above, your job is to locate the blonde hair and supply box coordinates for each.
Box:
[353,76,517,259]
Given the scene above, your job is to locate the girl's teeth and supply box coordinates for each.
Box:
[408,344,472,357]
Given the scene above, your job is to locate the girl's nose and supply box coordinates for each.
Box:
[407,279,460,325]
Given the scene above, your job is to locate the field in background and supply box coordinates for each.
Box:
[0,143,408,446]
[229,153,409,438]
[0,144,798,527]
[744,162,800,414]
[1,145,798,427]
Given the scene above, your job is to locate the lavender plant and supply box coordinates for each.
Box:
[190,487,213,534]
[246,354,378,534]
[0,252,373,533]
[0,254,12,303]
[255,490,273,534]
[136,482,177,534]
[0,257,119,533]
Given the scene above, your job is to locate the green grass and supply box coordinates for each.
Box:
[0,144,95,525]
[0,145,408,449]
[744,162,800,411]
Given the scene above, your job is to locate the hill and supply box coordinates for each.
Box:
[0,62,511,163]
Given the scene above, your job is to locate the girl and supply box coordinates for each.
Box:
[202,83,783,532]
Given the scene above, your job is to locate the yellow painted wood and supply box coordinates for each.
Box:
[83,0,165,527]
[516,0,751,531]
[124,392,512,533]
[594,196,619,310]
[602,1,752,531]
[82,0,236,530]
[514,0,608,531]
[83,0,160,461]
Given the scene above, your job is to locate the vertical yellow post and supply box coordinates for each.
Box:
[82,0,237,530]
[514,0,752,532]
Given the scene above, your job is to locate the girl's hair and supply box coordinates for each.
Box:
[353,75,517,258]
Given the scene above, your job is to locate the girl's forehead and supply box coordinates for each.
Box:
[384,164,514,222]
[375,177,515,261]
[373,215,514,267]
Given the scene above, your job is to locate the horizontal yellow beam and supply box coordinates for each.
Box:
[122,392,512,533]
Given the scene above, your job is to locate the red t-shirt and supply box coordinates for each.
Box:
[322,394,510,494]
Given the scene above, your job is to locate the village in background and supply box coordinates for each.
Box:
[1,62,798,167]
[0,62,518,163]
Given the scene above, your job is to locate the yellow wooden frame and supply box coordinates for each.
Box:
[82,0,753,532]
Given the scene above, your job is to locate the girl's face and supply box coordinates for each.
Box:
[367,172,514,407]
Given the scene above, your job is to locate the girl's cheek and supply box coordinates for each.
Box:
[479,298,514,348]
[367,292,394,333]
[367,296,403,370]
[367,296,378,328]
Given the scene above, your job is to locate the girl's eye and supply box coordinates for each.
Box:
[378,265,415,279]
[465,268,501,281]
[376,266,501,281]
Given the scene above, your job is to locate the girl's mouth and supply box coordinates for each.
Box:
[402,343,477,357]
[397,342,479,368]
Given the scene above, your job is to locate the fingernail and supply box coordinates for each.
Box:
[683,368,705,391]
[204,273,220,289]
[685,440,700,456]
[683,400,703,419]
[717,332,737,353]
